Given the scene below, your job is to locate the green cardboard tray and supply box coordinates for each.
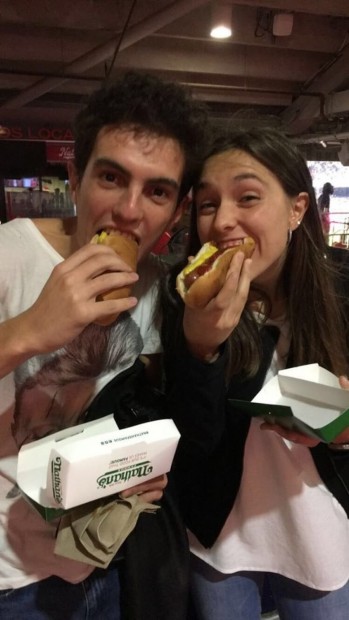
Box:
[229,399,349,443]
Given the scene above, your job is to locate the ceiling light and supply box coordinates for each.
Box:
[210,4,232,39]
[272,13,294,37]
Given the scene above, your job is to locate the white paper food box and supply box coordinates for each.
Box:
[229,363,349,442]
[17,415,180,515]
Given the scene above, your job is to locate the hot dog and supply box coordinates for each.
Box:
[91,231,138,325]
[176,237,255,308]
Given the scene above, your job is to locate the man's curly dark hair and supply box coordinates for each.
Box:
[73,71,209,201]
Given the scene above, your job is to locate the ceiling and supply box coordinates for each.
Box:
[2,0,349,161]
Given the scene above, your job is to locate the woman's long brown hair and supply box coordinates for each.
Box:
[161,126,349,379]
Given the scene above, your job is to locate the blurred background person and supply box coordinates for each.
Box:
[318,181,334,239]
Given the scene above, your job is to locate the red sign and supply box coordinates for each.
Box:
[46,142,74,163]
[0,125,74,141]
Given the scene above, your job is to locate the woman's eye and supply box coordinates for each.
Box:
[197,201,216,212]
[240,193,259,204]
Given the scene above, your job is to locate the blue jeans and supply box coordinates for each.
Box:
[190,554,349,620]
[0,563,121,619]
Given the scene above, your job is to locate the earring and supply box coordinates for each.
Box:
[287,229,292,245]
[297,220,301,226]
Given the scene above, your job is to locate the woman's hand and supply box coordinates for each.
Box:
[183,252,252,360]
[261,375,349,447]
[260,422,320,447]
[119,474,168,503]
[327,374,349,444]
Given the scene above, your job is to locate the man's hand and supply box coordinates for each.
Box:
[119,474,168,503]
[0,243,139,379]
[339,375,349,390]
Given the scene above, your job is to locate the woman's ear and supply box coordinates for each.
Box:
[289,192,309,231]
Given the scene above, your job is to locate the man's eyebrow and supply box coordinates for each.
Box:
[148,176,180,191]
[94,157,129,176]
[94,157,180,191]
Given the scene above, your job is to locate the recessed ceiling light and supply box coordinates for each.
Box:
[210,5,232,40]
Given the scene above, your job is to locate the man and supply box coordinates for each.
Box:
[0,71,208,619]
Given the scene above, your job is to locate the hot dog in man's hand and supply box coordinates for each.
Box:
[91,231,138,324]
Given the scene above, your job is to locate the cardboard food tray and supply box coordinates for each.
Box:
[229,363,349,442]
[17,415,180,520]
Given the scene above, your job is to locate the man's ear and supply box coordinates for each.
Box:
[170,194,190,229]
[67,160,79,203]
[289,192,309,231]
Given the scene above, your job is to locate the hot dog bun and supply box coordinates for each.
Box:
[176,237,255,308]
[91,231,138,325]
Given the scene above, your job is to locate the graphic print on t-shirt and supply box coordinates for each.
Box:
[11,312,142,449]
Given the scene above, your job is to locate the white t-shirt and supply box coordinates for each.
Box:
[189,318,349,591]
[0,218,162,589]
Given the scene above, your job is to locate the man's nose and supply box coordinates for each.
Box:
[113,187,143,221]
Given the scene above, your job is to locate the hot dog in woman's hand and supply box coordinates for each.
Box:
[176,238,255,309]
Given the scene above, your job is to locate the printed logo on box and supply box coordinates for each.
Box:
[51,457,63,503]
[96,461,153,489]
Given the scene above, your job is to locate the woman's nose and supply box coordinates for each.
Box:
[213,198,237,231]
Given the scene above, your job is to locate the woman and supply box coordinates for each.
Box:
[162,127,349,620]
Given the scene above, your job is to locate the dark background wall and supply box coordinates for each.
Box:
[0,140,68,179]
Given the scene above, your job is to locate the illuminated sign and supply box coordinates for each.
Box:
[0,125,73,141]
[46,143,74,163]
